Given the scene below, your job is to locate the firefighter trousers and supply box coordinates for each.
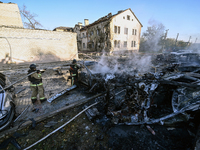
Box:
[30,83,45,101]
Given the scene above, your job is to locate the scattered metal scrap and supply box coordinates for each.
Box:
[47,85,77,103]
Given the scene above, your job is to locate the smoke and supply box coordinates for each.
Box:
[188,43,200,53]
[140,19,165,52]
[90,51,153,76]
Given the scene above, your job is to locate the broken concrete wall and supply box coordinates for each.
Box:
[110,9,142,53]
[0,27,78,63]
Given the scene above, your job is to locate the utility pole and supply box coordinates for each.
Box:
[174,33,179,49]
[187,36,191,46]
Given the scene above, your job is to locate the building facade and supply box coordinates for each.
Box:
[75,8,143,53]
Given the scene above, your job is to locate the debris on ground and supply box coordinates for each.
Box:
[1,53,200,149]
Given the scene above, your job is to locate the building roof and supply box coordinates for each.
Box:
[80,8,143,31]
[53,26,74,32]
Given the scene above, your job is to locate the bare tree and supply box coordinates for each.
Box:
[20,5,43,29]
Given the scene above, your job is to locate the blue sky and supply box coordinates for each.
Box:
[3,0,200,43]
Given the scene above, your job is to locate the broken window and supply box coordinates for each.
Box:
[118,40,120,48]
[83,43,85,48]
[104,27,107,33]
[118,26,120,34]
[124,41,127,47]
[127,15,130,20]
[97,29,100,35]
[124,28,128,34]
[91,31,94,36]
[88,43,91,48]
[134,41,136,47]
[114,40,117,48]
[131,41,133,47]
[114,26,117,33]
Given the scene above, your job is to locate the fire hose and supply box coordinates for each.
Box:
[23,101,99,150]
[0,71,37,93]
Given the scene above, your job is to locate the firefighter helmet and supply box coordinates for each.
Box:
[29,64,36,70]
[72,59,76,64]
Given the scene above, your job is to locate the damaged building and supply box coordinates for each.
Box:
[74,8,143,54]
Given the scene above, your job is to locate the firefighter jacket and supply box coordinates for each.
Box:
[69,64,80,77]
[28,69,43,86]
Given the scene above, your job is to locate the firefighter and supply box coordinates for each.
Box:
[27,64,47,104]
[69,59,80,86]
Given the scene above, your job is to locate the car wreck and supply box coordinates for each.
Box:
[0,73,15,131]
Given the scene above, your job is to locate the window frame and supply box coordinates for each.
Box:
[132,29,134,35]
[114,40,117,48]
[118,26,120,34]
[124,41,127,47]
[118,40,120,48]
[134,41,136,47]
[124,27,128,34]
[114,26,117,33]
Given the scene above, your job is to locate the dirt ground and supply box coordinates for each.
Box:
[0,60,198,150]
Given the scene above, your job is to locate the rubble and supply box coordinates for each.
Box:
[1,52,200,149]
[77,53,200,127]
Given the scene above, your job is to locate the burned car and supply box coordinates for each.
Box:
[0,73,15,131]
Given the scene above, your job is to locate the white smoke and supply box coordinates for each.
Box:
[141,19,165,52]
[90,51,152,76]
[188,43,200,53]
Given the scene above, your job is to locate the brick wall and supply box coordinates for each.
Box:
[0,27,78,63]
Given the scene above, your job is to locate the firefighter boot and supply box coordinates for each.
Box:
[40,98,47,103]
[31,99,37,105]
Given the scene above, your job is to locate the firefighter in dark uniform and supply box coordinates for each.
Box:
[69,59,80,86]
[28,64,47,104]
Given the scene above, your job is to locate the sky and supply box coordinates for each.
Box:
[2,0,200,43]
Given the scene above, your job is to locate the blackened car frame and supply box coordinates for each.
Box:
[0,73,15,131]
